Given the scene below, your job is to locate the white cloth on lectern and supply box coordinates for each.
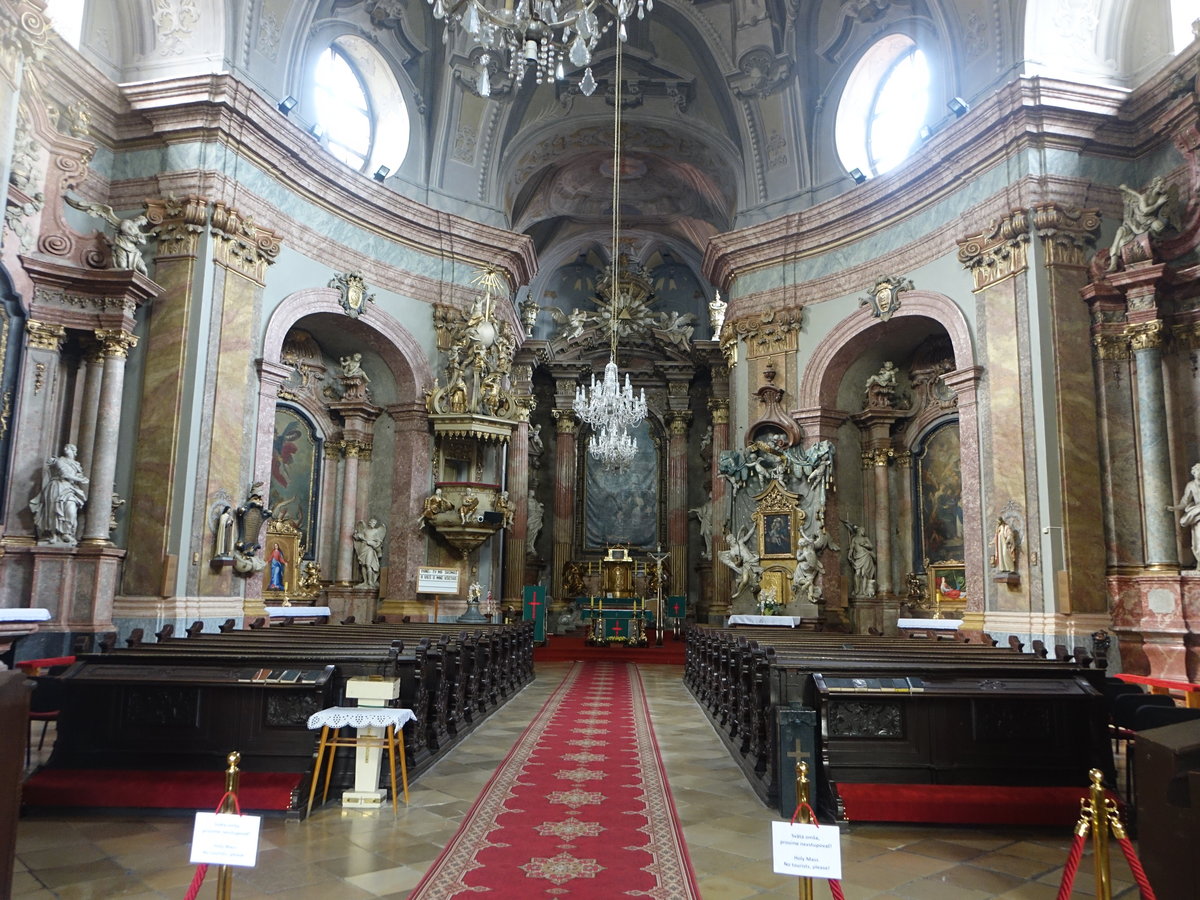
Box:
[306,707,417,730]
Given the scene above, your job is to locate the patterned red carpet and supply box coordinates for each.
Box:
[410,661,700,898]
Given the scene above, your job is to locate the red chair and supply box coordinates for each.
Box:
[15,656,75,766]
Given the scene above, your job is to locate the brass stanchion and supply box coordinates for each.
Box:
[795,761,814,900]
[216,751,241,900]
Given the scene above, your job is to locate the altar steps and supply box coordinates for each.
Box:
[533,631,686,665]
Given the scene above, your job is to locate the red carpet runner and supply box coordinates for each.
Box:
[410,661,701,898]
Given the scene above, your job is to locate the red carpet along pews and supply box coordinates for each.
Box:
[684,624,1113,825]
[22,620,533,814]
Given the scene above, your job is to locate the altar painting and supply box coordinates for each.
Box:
[916,421,964,564]
[269,405,321,554]
[584,420,659,550]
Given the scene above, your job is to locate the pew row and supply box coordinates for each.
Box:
[684,625,1114,822]
[41,620,534,811]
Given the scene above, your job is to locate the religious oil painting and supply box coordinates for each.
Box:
[584,420,659,550]
[262,523,302,598]
[269,405,321,554]
[929,563,967,611]
[916,421,964,564]
[761,512,793,558]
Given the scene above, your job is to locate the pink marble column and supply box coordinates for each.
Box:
[708,397,732,620]
[793,409,851,626]
[82,330,138,544]
[503,397,534,605]
[942,367,985,630]
[335,440,364,583]
[551,410,577,605]
[666,413,691,596]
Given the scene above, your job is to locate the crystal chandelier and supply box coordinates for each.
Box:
[572,34,646,469]
[432,0,653,97]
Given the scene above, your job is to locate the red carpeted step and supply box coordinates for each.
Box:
[837,782,1091,826]
[533,632,686,665]
[22,769,303,812]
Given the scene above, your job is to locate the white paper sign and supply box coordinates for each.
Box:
[771,821,842,879]
[417,567,460,594]
[190,812,262,867]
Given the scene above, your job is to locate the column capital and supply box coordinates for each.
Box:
[515,396,536,423]
[25,320,65,351]
[145,195,208,258]
[667,412,692,436]
[210,203,282,285]
[1093,332,1132,361]
[861,448,894,468]
[1126,320,1164,352]
[1,2,50,82]
[707,398,730,424]
[552,409,577,434]
[94,328,139,358]
[957,209,1031,290]
[1031,203,1101,268]
[1170,321,1200,352]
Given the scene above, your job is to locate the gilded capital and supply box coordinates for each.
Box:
[1126,320,1164,352]
[552,409,577,434]
[861,448,894,467]
[708,398,730,425]
[26,321,66,351]
[957,210,1031,290]
[94,329,138,358]
[1170,322,1200,352]
[668,413,691,436]
[1092,332,1131,361]
[1032,204,1101,268]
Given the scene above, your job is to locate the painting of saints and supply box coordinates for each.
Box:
[918,422,964,563]
[269,406,321,543]
[763,514,792,556]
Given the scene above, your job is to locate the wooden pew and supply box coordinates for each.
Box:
[684,625,1113,820]
[47,620,533,803]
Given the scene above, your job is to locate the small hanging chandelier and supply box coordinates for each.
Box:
[432,0,654,98]
[572,32,645,469]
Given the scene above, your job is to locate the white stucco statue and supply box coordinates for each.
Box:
[353,518,386,588]
[791,531,823,604]
[844,520,877,598]
[30,444,89,546]
[526,491,545,553]
[688,496,714,559]
[1171,462,1200,564]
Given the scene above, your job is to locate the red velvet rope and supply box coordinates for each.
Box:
[789,802,846,899]
[181,792,244,899]
[1116,835,1158,900]
[1055,832,1087,900]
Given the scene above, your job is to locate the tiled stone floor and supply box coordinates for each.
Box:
[14,662,1141,899]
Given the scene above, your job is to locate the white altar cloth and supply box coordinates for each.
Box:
[266,606,332,618]
[896,618,962,631]
[0,608,51,622]
[726,614,805,627]
[307,707,416,731]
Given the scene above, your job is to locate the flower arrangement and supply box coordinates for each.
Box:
[757,586,781,615]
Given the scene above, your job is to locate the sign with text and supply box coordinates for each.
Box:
[771,821,841,879]
[417,567,460,594]
[190,812,262,867]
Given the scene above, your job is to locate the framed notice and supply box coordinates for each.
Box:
[417,567,460,594]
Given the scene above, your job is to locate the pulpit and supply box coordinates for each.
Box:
[601,547,635,598]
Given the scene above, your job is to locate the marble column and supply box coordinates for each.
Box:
[792,409,851,626]
[707,397,732,621]
[503,395,534,605]
[550,410,577,608]
[81,329,138,544]
[1129,321,1178,568]
[320,443,343,572]
[74,342,104,477]
[8,322,66,530]
[666,412,691,598]
[336,440,364,583]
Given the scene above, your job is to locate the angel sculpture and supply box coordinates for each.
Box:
[66,195,151,275]
[718,521,763,599]
[656,310,696,351]
[544,306,592,343]
[1107,176,1178,271]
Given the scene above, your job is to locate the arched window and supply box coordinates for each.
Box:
[311,36,410,175]
[835,34,931,179]
[1172,1,1198,53]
